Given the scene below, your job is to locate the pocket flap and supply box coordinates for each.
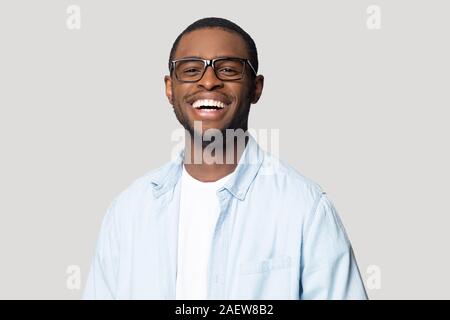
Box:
[239,255,292,275]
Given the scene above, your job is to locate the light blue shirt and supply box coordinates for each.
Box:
[83,135,368,299]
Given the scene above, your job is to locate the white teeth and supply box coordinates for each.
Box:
[192,99,226,109]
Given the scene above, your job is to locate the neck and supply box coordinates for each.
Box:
[183,130,249,182]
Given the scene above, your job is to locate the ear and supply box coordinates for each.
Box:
[251,75,264,104]
[164,75,174,105]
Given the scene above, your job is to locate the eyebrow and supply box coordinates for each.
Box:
[176,55,202,59]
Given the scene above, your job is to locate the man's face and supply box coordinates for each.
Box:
[164,28,264,138]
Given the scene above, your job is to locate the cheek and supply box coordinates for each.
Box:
[171,87,186,107]
[229,83,251,104]
[235,89,252,108]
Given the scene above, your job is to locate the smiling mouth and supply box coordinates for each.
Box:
[192,99,227,109]
[190,99,229,113]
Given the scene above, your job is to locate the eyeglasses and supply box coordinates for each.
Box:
[169,57,257,83]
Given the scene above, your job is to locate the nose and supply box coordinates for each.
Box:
[197,65,224,90]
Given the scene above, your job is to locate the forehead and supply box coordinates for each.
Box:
[174,28,249,60]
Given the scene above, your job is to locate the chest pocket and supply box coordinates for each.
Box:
[239,255,292,275]
[236,255,292,299]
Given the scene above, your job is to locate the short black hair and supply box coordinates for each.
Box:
[168,17,259,75]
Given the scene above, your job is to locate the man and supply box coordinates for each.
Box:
[83,17,368,300]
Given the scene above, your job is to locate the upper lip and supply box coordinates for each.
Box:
[187,94,231,106]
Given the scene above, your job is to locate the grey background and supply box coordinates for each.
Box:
[0,0,449,299]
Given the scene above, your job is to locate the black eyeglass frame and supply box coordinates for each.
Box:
[169,57,257,83]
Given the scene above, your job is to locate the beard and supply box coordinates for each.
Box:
[171,100,251,150]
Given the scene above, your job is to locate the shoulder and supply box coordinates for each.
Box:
[258,150,326,203]
[107,160,175,219]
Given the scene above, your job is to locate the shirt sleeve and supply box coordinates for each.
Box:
[82,199,120,300]
[300,192,368,300]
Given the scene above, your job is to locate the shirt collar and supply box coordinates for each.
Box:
[150,133,264,200]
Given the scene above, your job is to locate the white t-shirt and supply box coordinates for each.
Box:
[175,165,234,300]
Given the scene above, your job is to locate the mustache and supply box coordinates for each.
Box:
[185,91,232,104]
